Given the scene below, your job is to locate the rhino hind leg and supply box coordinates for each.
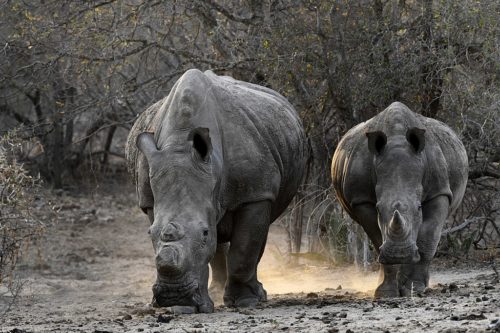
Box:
[209,242,229,302]
[224,201,271,308]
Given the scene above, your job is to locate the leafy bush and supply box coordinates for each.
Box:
[0,132,43,316]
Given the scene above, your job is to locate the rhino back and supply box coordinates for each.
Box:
[127,69,306,218]
[332,121,376,220]
[419,117,468,212]
[125,78,183,210]
[205,71,307,215]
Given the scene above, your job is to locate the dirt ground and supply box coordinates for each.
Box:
[1,183,499,333]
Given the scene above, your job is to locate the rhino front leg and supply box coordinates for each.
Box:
[209,242,228,302]
[224,201,270,307]
[375,264,400,298]
[351,204,400,297]
[399,195,449,296]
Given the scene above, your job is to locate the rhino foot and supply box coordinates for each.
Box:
[374,284,400,298]
[398,263,429,296]
[170,305,198,314]
[224,281,267,307]
[399,280,426,297]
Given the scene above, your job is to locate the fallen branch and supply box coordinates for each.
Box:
[441,217,484,236]
[89,150,125,159]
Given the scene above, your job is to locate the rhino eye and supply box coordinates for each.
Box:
[203,229,209,237]
[418,204,422,210]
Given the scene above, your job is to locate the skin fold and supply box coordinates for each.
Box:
[125,69,307,312]
[331,102,468,297]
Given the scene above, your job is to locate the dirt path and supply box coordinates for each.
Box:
[1,187,498,333]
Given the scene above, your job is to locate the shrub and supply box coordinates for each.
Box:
[0,131,43,317]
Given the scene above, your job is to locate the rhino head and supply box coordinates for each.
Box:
[366,127,426,265]
[137,127,221,313]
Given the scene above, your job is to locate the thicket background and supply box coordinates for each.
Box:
[0,0,498,269]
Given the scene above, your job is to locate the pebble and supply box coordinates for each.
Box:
[157,314,173,323]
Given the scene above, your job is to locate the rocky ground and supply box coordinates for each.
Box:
[1,182,499,333]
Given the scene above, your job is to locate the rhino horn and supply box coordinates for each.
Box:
[156,246,183,274]
[388,210,409,240]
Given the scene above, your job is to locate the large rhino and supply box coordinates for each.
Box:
[331,102,468,297]
[125,69,306,312]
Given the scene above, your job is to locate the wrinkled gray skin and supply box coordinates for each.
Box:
[125,69,306,312]
[331,102,468,297]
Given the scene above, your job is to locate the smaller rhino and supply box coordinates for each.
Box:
[331,102,468,297]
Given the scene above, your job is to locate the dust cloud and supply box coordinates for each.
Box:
[206,225,379,298]
[257,228,379,295]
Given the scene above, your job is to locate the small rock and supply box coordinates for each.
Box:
[193,323,203,328]
[482,296,489,301]
[336,285,342,290]
[157,314,173,323]
[449,283,458,291]
[306,292,319,298]
[122,314,132,320]
[463,313,486,320]
[131,307,156,316]
[338,312,347,318]
[484,285,495,290]
[239,309,254,315]
[450,299,457,303]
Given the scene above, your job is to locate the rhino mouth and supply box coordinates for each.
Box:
[152,278,199,307]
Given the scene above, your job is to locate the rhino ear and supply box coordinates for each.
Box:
[136,132,158,162]
[188,127,212,162]
[406,127,425,153]
[366,131,387,155]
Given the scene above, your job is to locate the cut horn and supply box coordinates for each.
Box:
[156,246,183,274]
[388,210,409,239]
